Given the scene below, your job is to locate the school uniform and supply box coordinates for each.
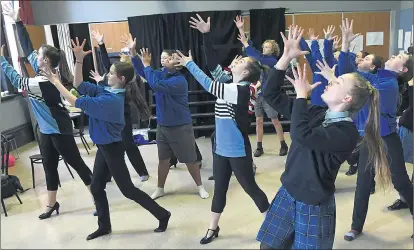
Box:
[256,67,360,249]
[75,81,169,231]
[131,57,203,163]
[338,52,413,234]
[398,85,413,164]
[0,21,92,191]
[245,40,280,119]
[185,59,269,214]
[97,76,149,178]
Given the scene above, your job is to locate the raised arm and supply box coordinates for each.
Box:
[338,18,361,75]
[70,38,92,88]
[91,30,111,72]
[322,25,339,67]
[2,3,38,72]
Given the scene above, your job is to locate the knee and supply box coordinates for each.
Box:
[271,118,280,125]
[256,117,264,125]
[118,183,136,200]
[90,182,102,197]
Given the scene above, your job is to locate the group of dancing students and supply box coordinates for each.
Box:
[1,3,413,248]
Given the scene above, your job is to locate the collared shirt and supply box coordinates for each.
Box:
[322,110,353,127]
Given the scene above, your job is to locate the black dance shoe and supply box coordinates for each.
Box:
[39,202,60,220]
[200,226,220,244]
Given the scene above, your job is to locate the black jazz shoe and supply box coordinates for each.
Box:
[200,226,220,245]
[39,202,60,220]
[387,199,409,211]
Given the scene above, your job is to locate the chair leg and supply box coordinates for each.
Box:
[31,160,35,189]
[80,136,90,154]
[64,161,75,179]
[1,198,7,217]
[15,192,22,204]
[82,135,91,150]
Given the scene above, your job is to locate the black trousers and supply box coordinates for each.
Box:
[39,133,92,191]
[107,121,149,181]
[211,137,269,213]
[92,142,169,230]
[169,142,202,165]
[351,132,413,232]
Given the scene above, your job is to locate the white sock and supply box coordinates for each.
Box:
[140,175,149,182]
[151,187,165,200]
[198,185,209,199]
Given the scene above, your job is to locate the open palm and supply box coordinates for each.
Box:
[189,14,210,33]
[70,38,92,61]
[281,25,308,59]
[1,2,20,22]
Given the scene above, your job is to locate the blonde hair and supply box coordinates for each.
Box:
[263,40,280,57]
[120,55,132,64]
[347,73,390,191]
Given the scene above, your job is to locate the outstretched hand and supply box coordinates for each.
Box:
[281,25,308,60]
[40,65,61,86]
[324,25,336,40]
[138,48,152,67]
[173,50,193,67]
[234,15,244,29]
[308,28,319,41]
[91,30,104,45]
[333,36,341,50]
[70,37,92,61]
[89,70,103,83]
[1,2,20,22]
[189,14,210,33]
[315,59,337,83]
[285,63,321,99]
[340,18,361,45]
[120,33,136,56]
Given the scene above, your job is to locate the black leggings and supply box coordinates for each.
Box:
[39,133,92,191]
[351,132,413,232]
[107,121,148,181]
[211,138,269,213]
[92,142,169,230]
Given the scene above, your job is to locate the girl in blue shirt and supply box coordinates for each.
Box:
[336,18,413,241]
[42,38,171,241]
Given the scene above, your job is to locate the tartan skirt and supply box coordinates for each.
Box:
[398,126,413,164]
[257,186,336,249]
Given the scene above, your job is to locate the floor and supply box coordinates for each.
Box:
[1,134,413,249]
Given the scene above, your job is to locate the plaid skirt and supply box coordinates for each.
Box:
[398,126,413,164]
[257,186,336,249]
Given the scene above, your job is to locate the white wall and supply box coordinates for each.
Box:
[31,1,402,25]
[400,1,413,10]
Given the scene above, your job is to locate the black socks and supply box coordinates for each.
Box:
[280,140,288,148]
[257,142,263,149]
[86,228,112,241]
[154,211,171,232]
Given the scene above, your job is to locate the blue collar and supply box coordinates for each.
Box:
[322,110,352,127]
[105,87,125,95]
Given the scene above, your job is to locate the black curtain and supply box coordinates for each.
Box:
[69,23,94,82]
[249,8,286,58]
[50,25,60,49]
[128,10,241,96]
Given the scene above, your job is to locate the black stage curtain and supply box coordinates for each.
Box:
[128,10,241,103]
[69,23,95,82]
[50,25,60,50]
[249,8,286,58]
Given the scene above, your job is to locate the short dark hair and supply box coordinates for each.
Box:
[39,44,61,68]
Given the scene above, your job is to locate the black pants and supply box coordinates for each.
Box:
[92,142,169,230]
[351,132,413,232]
[107,122,149,181]
[39,133,92,191]
[169,142,202,165]
[211,137,269,213]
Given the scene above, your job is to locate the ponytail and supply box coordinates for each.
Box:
[125,76,151,121]
[57,50,74,85]
[362,87,390,191]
